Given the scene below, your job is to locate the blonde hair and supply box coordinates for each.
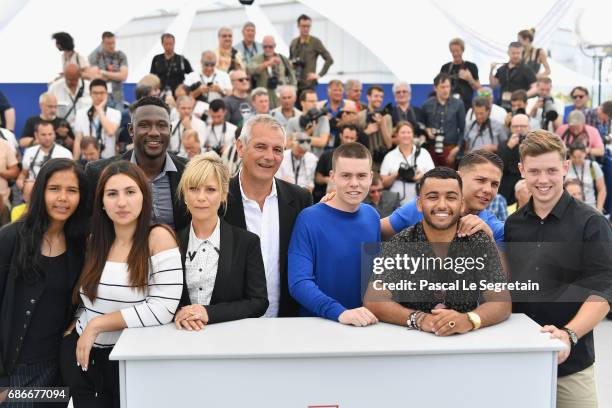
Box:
[138,74,161,90]
[519,130,567,162]
[177,151,229,208]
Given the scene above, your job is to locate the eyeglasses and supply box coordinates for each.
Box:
[395,90,409,94]
[477,92,492,97]
[370,189,383,194]
[572,94,586,100]
[234,77,249,82]
[263,45,275,49]
[203,62,216,67]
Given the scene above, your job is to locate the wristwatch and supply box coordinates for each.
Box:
[466,312,481,330]
[562,327,578,347]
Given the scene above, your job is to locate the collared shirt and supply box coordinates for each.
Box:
[505,191,612,377]
[48,78,92,127]
[464,118,507,152]
[486,194,509,222]
[421,97,466,145]
[170,115,207,155]
[131,152,177,228]
[234,41,263,65]
[186,219,221,306]
[276,149,318,190]
[184,69,232,103]
[74,106,122,159]
[271,107,302,131]
[381,222,505,312]
[239,172,280,317]
[289,35,334,86]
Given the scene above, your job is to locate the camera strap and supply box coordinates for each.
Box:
[209,122,227,148]
[29,144,56,179]
[291,154,303,186]
[87,106,106,146]
[62,79,85,121]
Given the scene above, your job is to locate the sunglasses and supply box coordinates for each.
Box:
[572,94,586,100]
[370,189,383,194]
[203,62,216,67]
[263,45,275,49]
[235,77,249,82]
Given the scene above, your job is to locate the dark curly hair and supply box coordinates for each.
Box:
[52,32,75,52]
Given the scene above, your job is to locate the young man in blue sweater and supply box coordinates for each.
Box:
[288,142,380,326]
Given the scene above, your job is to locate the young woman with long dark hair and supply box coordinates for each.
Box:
[61,161,182,407]
[0,158,89,407]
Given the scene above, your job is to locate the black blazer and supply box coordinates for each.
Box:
[84,150,190,231]
[223,176,312,317]
[177,219,268,323]
[0,222,84,384]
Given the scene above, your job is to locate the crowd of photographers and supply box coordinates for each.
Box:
[0,20,611,225]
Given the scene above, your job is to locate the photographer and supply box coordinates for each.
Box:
[270,85,301,131]
[380,121,434,205]
[462,97,507,155]
[440,38,480,111]
[203,99,237,155]
[20,93,74,151]
[289,14,334,95]
[497,114,530,204]
[502,90,540,130]
[276,132,318,192]
[150,33,193,96]
[422,73,465,167]
[73,79,120,159]
[555,110,604,158]
[287,89,330,156]
[526,77,563,131]
[247,35,296,109]
[466,87,506,127]
[224,69,254,127]
[183,51,232,104]
[489,42,537,111]
[251,87,271,115]
[389,82,425,136]
[318,80,356,141]
[170,95,207,156]
[357,85,393,169]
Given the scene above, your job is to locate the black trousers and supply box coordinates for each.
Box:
[59,331,119,408]
[6,357,66,408]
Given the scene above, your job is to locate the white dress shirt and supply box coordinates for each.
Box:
[185,219,221,306]
[239,172,280,317]
[74,106,122,158]
[276,149,318,190]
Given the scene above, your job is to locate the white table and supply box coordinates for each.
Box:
[110,313,564,408]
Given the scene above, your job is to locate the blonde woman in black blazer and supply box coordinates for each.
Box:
[175,152,268,330]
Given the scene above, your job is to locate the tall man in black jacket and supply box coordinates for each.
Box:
[224,114,312,317]
[84,96,190,231]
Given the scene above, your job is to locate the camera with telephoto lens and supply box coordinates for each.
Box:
[397,162,417,183]
[267,75,279,90]
[433,128,445,154]
[366,104,393,125]
[542,97,558,122]
[299,108,327,130]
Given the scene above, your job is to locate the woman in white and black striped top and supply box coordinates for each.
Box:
[60,161,183,408]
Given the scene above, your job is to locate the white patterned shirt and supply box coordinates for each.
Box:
[185,219,221,305]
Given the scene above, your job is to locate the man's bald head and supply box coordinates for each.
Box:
[64,63,81,88]
[511,113,529,128]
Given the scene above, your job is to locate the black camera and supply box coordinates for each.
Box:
[299,108,326,130]
[513,107,527,116]
[290,57,305,68]
[267,76,279,90]
[366,104,393,124]
[542,97,558,122]
[501,99,512,113]
[397,162,417,183]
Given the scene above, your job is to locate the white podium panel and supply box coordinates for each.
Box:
[110,314,564,408]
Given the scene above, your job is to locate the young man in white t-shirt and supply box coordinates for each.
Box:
[17,122,72,189]
[73,79,121,159]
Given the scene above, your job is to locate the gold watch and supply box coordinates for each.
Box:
[466,312,481,330]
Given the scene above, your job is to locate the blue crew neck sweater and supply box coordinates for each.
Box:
[288,202,381,321]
